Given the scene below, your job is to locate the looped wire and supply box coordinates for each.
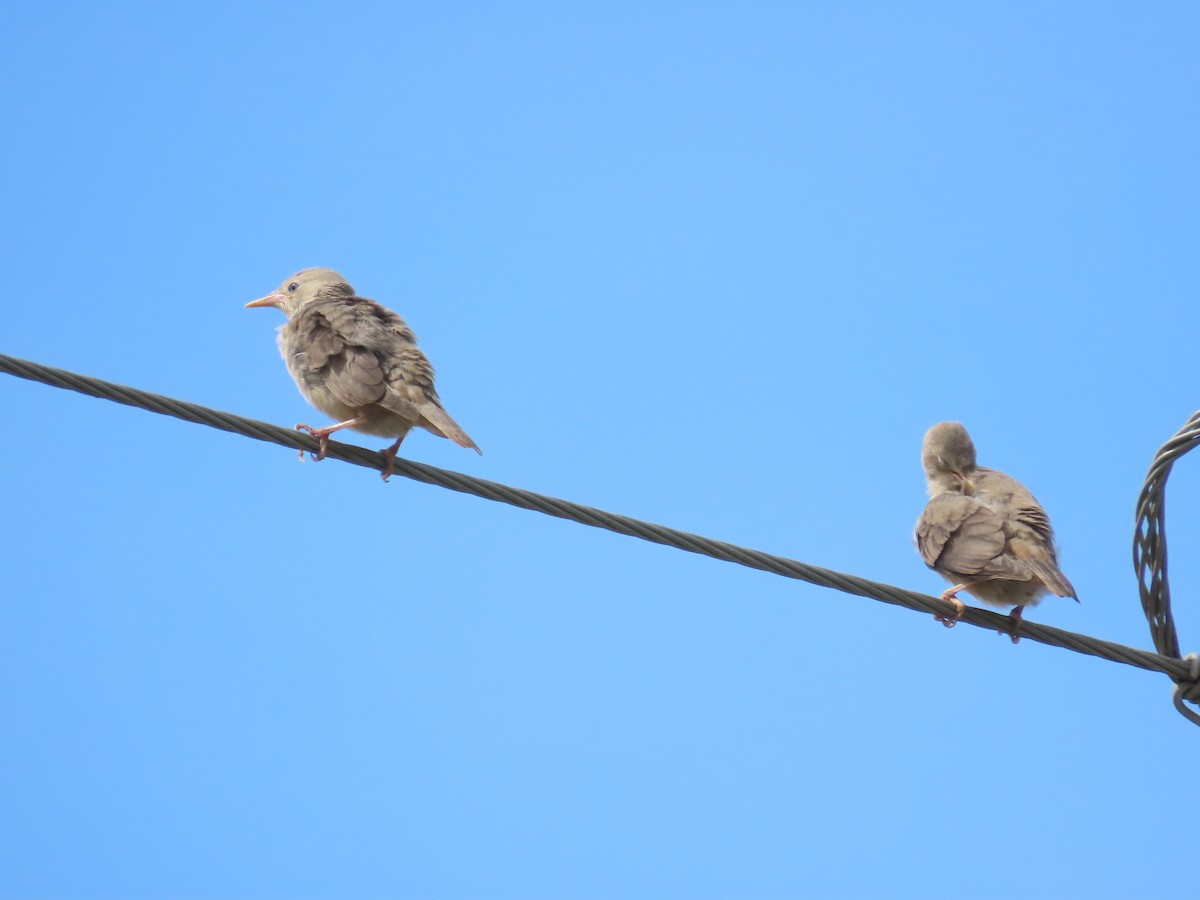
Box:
[1172,655,1200,727]
[1134,412,1200,726]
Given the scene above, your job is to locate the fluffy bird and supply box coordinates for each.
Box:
[246,268,481,480]
[915,421,1077,642]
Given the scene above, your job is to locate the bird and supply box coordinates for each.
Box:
[245,267,481,481]
[914,421,1077,642]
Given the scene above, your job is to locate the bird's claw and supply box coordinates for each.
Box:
[1002,606,1026,644]
[934,594,966,629]
[294,424,329,462]
[378,446,398,482]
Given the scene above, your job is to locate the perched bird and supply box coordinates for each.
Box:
[246,268,481,480]
[914,421,1077,642]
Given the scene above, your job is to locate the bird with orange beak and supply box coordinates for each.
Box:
[246,268,481,480]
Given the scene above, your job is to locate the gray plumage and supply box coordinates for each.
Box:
[914,421,1077,634]
[246,267,480,479]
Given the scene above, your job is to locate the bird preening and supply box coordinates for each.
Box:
[915,421,1078,643]
[245,268,481,481]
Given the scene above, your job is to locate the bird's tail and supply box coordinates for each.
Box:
[1027,559,1078,601]
[422,404,483,455]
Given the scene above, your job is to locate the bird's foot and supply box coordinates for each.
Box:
[295,424,330,462]
[1002,605,1026,644]
[378,439,403,482]
[934,589,967,628]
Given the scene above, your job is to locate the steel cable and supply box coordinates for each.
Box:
[3,352,1197,718]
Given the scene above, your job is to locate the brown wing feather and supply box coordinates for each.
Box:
[1011,503,1054,546]
[324,344,389,408]
[973,468,1056,544]
[916,492,1029,581]
[290,297,416,411]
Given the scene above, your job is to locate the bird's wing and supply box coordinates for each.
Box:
[916,492,1029,581]
[287,304,394,411]
[1012,502,1055,544]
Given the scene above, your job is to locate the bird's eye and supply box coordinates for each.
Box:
[288,282,299,292]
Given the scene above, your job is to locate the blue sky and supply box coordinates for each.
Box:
[2,3,1198,898]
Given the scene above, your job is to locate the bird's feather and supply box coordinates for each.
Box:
[916,492,1031,581]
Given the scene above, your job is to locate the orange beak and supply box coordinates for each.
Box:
[245,291,285,309]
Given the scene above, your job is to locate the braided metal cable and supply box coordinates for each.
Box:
[3,353,1199,709]
[1133,411,1200,725]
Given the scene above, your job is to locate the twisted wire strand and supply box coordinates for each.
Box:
[3,352,1198,700]
[1133,411,1200,722]
[1174,655,1200,727]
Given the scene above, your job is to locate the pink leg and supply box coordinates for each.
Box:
[1004,605,1026,644]
[295,419,362,462]
[935,584,970,628]
[378,435,407,482]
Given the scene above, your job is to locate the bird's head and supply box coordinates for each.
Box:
[245,267,354,317]
[921,421,978,494]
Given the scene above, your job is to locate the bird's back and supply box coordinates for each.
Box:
[971,466,1055,546]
